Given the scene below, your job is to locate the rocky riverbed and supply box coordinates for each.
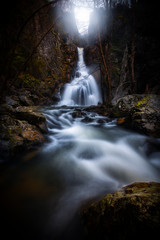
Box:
[0,94,160,240]
[1,94,160,162]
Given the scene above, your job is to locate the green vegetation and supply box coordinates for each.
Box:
[135,96,150,108]
[17,73,41,88]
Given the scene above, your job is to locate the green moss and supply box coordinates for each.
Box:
[8,128,12,136]
[12,55,25,71]
[135,96,150,108]
[32,57,45,74]
[17,73,40,88]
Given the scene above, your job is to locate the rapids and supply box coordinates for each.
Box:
[0,106,160,240]
[1,47,160,239]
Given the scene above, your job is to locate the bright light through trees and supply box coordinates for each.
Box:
[74,7,92,34]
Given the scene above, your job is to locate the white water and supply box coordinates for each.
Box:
[42,107,160,233]
[1,106,160,240]
[60,48,102,106]
[1,48,160,239]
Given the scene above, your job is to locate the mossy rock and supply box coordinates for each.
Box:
[135,96,150,108]
[0,105,47,160]
[81,182,160,240]
[112,94,160,136]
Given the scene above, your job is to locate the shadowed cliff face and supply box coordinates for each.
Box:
[0,0,78,103]
[1,0,160,104]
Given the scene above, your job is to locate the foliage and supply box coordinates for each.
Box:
[17,73,41,88]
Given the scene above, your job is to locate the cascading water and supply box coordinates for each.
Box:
[1,106,160,240]
[60,48,102,106]
[1,51,160,240]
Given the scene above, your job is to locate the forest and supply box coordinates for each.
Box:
[0,0,160,240]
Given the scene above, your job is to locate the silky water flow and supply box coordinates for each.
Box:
[1,49,160,240]
[60,48,102,106]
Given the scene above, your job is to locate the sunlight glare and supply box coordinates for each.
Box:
[74,7,92,34]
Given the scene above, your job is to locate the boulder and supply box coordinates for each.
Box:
[81,182,160,240]
[112,94,160,137]
[13,106,48,133]
[5,96,19,107]
[75,71,81,78]
[19,95,34,106]
[0,114,45,159]
[0,105,47,161]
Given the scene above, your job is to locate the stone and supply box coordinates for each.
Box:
[5,96,19,107]
[81,182,160,240]
[13,106,48,133]
[112,94,160,137]
[0,105,47,160]
[117,117,125,125]
[19,95,34,106]
[75,71,81,78]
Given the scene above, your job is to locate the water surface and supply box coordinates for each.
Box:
[1,106,160,240]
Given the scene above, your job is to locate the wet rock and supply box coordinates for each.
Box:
[0,113,45,159]
[81,182,160,240]
[72,110,86,118]
[52,91,61,103]
[5,96,19,107]
[75,71,81,78]
[81,117,93,123]
[112,94,160,137]
[117,117,125,125]
[19,95,34,106]
[84,106,109,116]
[13,106,47,133]
[0,105,47,161]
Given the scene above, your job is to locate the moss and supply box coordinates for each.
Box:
[81,182,160,239]
[8,128,12,136]
[135,96,150,108]
[32,57,45,74]
[12,55,26,71]
[17,73,40,88]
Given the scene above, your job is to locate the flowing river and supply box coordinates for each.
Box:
[0,48,160,240]
[1,107,160,240]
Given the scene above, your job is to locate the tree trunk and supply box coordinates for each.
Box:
[131,40,135,90]
[98,30,111,104]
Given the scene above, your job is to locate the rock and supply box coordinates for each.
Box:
[75,71,81,78]
[0,113,45,159]
[112,94,160,137]
[14,106,48,133]
[21,123,44,143]
[117,117,125,125]
[5,96,19,107]
[19,95,34,106]
[81,182,160,240]
[0,105,47,160]
[72,110,86,118]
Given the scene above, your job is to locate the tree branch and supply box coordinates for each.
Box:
[16,0,60,42]
[12,14,61,84]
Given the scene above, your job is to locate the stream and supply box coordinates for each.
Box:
[0,106,160,240]
[0,48,160,239]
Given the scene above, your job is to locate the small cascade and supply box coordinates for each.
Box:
[60,48,102,106]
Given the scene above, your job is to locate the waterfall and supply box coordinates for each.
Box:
[59,48,102,106]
